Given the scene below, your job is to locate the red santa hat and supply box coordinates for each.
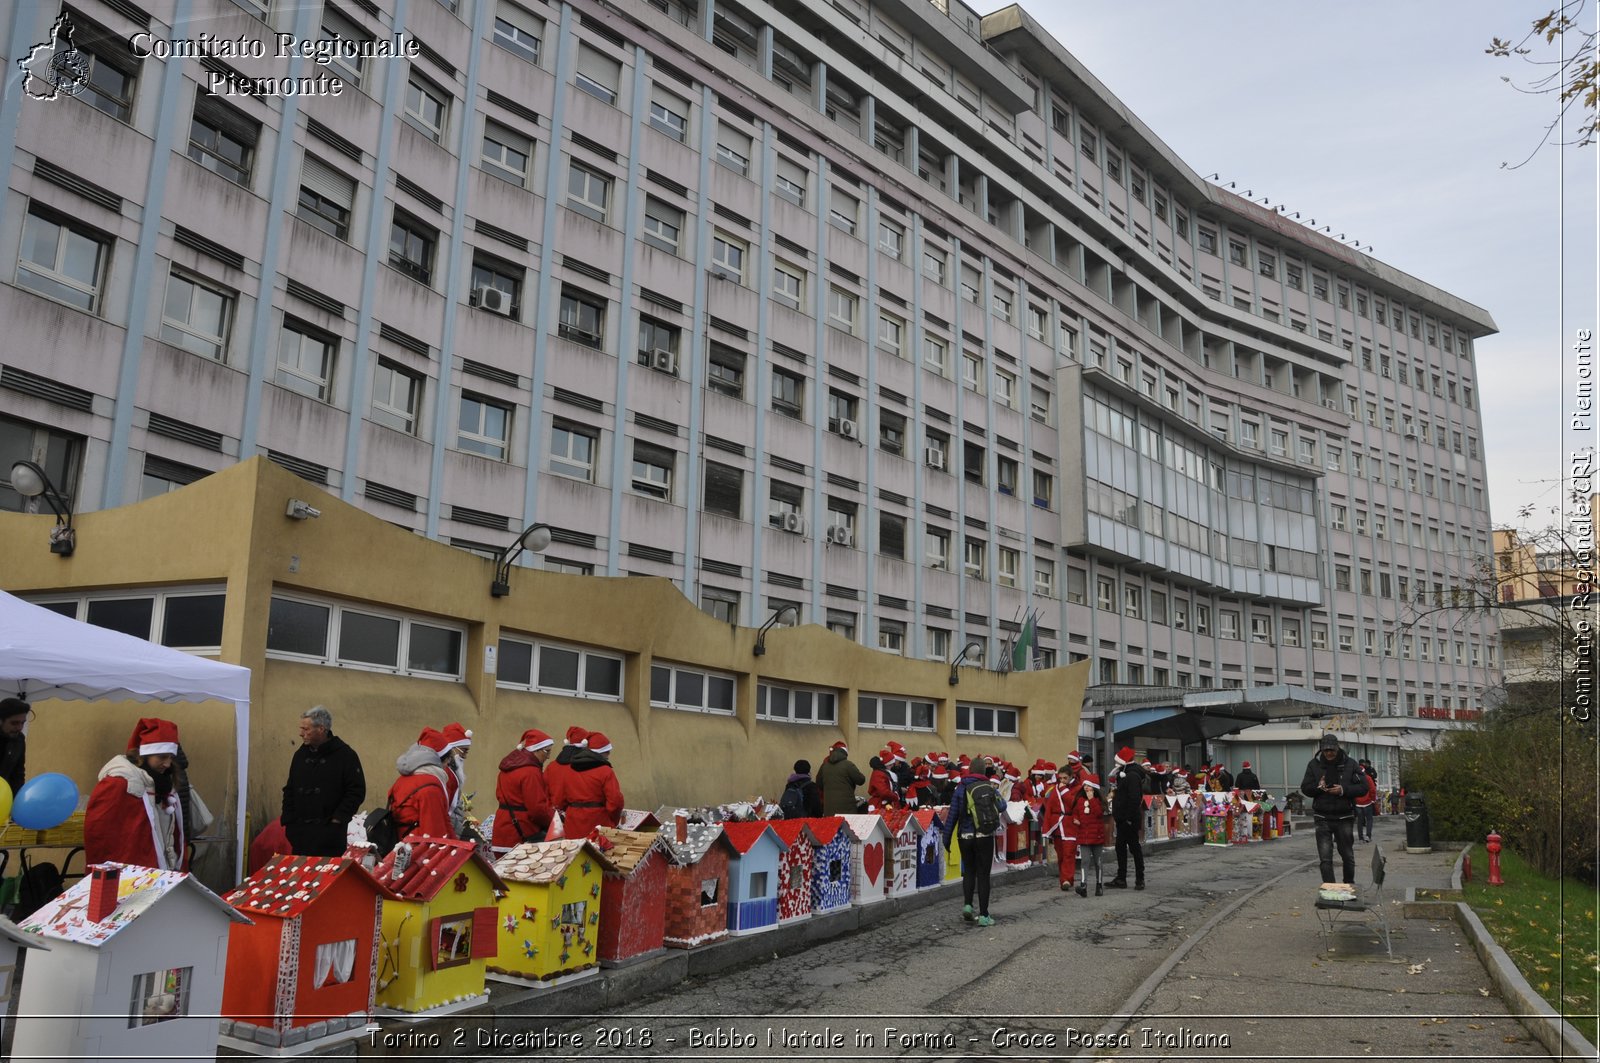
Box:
[887,743,908,764]
[935,751,951,765]
[441,722,473,753]
[956,754,972,770]
[519,728,554,752]
[930,764,948,780]
[1065,751,1083,766]
[1004,762,1021,781]
[588,731,613,754]
[565,726,590,748]
[1081,773,1101,790]
[129,717,179,757]
[1114,747,1136,767]
[830,741,848,752]
[914,762,930,779]
[1242,761,1251,769]
[416,727,450,756]
[1029,759,1050,776]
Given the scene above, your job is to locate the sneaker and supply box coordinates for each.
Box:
[1074,883,1088,898]
[1094,884,1103,896]
[975,915,994,927]
[962,904,975,922]
[1107,878,1128,889]
[1060,881,1072,892]
[1135,880,1146,891]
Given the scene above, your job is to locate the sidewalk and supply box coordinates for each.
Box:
[1098,819,1554,1061]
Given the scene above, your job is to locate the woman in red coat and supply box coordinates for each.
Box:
[867,755,899,811]
[491,728,554,853]
[553,731,624,841]
[1071,773,1108,896]
[85,718,187,871]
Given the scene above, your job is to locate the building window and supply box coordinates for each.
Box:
[922,246,947,285]
[773,262,804,306]
[630,440,674,500]
[962,537,986,578]
[187,93,257,186]
[457,394,511,460]
[33,585,224,649]
[1124,585,1142,618]
[925,527,950,570]
[710,233,746,282]
[879,410,905,456]
[319,8,371,85]
[1031,385,1052,424]
[497,636,622,699]
[267,593,464,678]
[296,156,355,240]
[17,208,110,312]
[877,312,905,356]
[403,73,448,142]
[642,198,684,254]
[997,547,1019,588]
[826,390,858,434]
[828,188,859,235]
[651,662,735,714]
[827,287,858,332]
[371,359,422,434]
[875,621,905,656]
[962,352,984,392]
[637,317,681,374]
[955,704,1019,737]
[771,367,804,419]
[858,694,935,731]
[159,270,232,361]
[129,966,193,1028]
[1034,558,1056,597]
[567,162,611,222]
[481,121,532,186]
[768,480,803,528]
[878,220,904,259]
[1032,470,1054,510]
[700,586,739,623]
[388,210,437,285]
[1096,576,1114,610]
[774,155,808,206]
[492,1,543,64]
[757,682,839,724]
[74,21,139,121]
[707,342,745,397]
[716,124,751,175]
[471,254,523,319]
[549,421,598,481]
[879,510,906,559]
[923,334,948,374]
[575,45,621,104]
[275,320,336,401]
[558,288,606,348]
[649,88,690,141]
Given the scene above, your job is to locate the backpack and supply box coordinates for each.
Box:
[778,782,807,819]
[12,860,63,921]
[363,806,400,858]
[964,778,1003,836]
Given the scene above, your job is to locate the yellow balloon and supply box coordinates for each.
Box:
[0,778,13,825]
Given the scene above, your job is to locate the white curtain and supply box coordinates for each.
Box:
[314,939,357,986]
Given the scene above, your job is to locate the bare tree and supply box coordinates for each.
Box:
[1488,0,1599,165]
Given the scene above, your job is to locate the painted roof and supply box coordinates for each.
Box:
[657,822,729,866]
[617,809,661,832]
[838,813,889,842]
[0,916,48,952]
[373,837,506,901]
[797,817,845,846]
[21,863,249,947]
[880,808,916,834]
[766,820,814,848]
[493,839,614,884]
[718,821,787,856]
[591,827,661,875]
[226,855,395,918]
[912,809,937,831]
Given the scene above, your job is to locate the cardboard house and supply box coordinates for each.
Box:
[591,828,668,967]
[765,820,814,924]
[617,809,661,832]
[371,838,506,1015]
[932,808,963,884]
[220,856,396,1052]
[490,840,614,987]
[0,916,47,1054]
[879,809,921,898]
[658,819,734,949]
[912,809,945,888]
[800,818,852,914]
[13,863,249,1063]
[1003,802,1034,867]
[838,814,891,905]
[718,821,786,935]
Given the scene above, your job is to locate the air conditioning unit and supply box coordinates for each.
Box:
[474,286,513,315]
[924,447,945,471]
[650,349,678,373]
[781,511,806,534]
[826,525,854,547]
[838,418,859,441]
[1404,425,1418,438]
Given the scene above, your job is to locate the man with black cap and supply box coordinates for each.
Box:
[1299,733,1368,884]
[0,698,30,796]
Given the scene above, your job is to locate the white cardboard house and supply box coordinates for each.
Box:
[11,863,249,1063]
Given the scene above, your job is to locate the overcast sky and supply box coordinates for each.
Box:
[980,1,1598,532]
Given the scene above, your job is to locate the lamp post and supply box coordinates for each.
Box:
[489,523,553,597]
[752,604,799,656]
[948,639,985,685]
[9,460,74,557]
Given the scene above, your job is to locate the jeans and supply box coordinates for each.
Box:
[1315,815,1357,883]
[1357,804,1376,840]
[958,834,995,915]
[1114,818,1144,881]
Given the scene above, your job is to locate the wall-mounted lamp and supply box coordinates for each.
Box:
[752,604,799,656]
[10,460,74,557]
[490,523,553,597]
[948,639,985,685]
[285,498,322,520]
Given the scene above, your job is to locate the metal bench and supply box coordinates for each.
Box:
[1315,845,1392,957]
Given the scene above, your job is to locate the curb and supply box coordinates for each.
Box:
[1453,901,1599,1061]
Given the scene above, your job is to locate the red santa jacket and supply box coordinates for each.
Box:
[85,757,187,870]
[868,768,899,810]
[1039,781,1081,840]
[551,751,623,840]
[492,750,553,849]
[903,778,935,809]
[387,770,453,840]
[1071,790,1107,845]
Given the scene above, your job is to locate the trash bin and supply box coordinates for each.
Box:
[1404,791,1432,853]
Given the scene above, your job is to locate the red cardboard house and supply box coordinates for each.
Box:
[658,819,735,949]
[765,820,814,924]
[591,828,668,967]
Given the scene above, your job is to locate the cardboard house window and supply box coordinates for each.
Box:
[559,900,587,927]
[828,859,843,883]
[789,865,803,891]
[433,915,474,970]
[749,872,769,899]
[129,966,191,1027]
[699,878,718,907]
[314,939,357,987]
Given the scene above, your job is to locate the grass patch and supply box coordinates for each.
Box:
[1463,844,1598,1046]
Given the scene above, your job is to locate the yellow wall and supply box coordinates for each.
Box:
[0,458,1089,875]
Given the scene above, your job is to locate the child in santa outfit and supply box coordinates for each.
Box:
[904,763,936,809]
[867,754,900,811]
[1071,772,1108,896]
[1039,761,1080,890]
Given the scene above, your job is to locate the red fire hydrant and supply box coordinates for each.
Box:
[1486,831,1504,886]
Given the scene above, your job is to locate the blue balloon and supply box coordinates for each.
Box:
[12,773,79,830]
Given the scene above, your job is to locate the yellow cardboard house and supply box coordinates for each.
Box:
[489,840,614,987]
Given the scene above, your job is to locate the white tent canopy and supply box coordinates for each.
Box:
[0,589,250,870]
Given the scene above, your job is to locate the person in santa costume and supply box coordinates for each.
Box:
[867,753,899,811]
[1071,773,1108,896]
[438,722,477,840]
[85,718,187,870]
[927,760,953,807]
[1039,761,1081,891]
[885,742,913,795]
[491,728,554,854]
[385,727,454,840]
[903,763,936,809]
[551,730,623,840]
[543,725,589,824]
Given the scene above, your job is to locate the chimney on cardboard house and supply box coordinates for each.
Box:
[675,813,687,844]
[88,866,121,923]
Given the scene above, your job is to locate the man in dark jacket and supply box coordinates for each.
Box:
[781,760,823,817]
[816,741,866,814]
[1234,761,1261,792]
[1107,747,1146,890]
[1300,733,1368,884]
[281,706,366,856]
[0,698,30,797]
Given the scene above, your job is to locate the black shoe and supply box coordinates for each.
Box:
[1074,883,1087,897]
[1107,878,1128,889]
[1094,884,1104,896]
[1135,879,1146,891]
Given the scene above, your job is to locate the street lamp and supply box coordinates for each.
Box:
[10,460,74,557]
[948,639,985,685]
[489,523,553,597]
[752,604,799,656]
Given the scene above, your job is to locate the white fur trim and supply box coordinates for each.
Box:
[139,741,179,756]
[524,738,554,752]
